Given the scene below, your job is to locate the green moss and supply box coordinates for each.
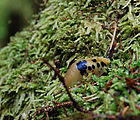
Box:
[0,0,139,119]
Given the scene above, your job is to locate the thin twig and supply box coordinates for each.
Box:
[116,0,118,25]
[107,0,118,58]
[86,45,92,57]
[110,24,117,50]
[41,58,88,113]
[128,50,132,66]
[101,88,119,103]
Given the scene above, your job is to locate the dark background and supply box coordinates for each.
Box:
[0,0,42,48]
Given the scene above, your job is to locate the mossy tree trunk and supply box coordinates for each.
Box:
[0,0,139,119]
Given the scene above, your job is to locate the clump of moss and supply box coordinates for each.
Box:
[0,0,139,119]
